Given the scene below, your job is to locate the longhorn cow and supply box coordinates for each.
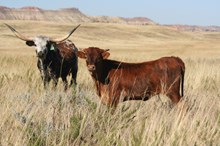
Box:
[5,23,80,90]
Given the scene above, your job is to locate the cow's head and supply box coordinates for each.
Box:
[78,47,110,73]
[5,23,80,60]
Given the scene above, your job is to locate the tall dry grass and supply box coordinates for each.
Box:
[0,21,220,146]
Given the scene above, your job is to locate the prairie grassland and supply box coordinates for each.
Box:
[0,20,220,146]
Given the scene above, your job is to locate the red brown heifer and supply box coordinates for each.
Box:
[78,47,185,107]
[5,24,80,90]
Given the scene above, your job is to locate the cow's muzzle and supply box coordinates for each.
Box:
[87,65,96,71]
[37,51,44,58]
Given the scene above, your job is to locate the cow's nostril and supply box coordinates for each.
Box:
[88,65,96,71]
[38,51,43,57]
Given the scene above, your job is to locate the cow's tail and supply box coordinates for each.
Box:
[180,63,185,97]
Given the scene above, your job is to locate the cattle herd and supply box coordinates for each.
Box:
[5,23,185,108]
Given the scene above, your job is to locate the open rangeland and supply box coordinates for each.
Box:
[0,20,220,146]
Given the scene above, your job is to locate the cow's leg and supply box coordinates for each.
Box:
[52,78,58,90]
[40,70,51,89]
[43,76,51,89]
[109,92,120,110]
[70,67,78,87]
[167,92,181,104]
[166,79,182,104]
[37,59,50,89]
[50,73,58,90]
[62,77,68,91]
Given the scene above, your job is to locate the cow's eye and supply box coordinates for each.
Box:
[96,58,102,63]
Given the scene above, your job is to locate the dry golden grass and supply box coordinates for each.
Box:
[0,20,220,145]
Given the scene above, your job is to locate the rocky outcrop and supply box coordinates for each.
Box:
[0,6,155,25]
[1,6,219,31]
[165,25,220,32]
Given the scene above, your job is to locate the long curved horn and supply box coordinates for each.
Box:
[50,24,81,43]
[4,23,33,41]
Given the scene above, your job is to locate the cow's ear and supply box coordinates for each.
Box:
[77,51,86,59]
[102,50,110,59]
[26,41,36,46]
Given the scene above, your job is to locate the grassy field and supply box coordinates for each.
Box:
[0,20,220,146]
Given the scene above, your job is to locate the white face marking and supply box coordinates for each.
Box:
[33,36,50,59]
[33,36,49,53]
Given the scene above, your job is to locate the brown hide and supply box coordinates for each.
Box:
[56,40,77,60]
[78,47,185,107]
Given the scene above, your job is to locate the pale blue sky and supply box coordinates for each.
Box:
[0,0,219,26]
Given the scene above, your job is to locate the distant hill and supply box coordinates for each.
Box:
[0,6,91,23]
[0,6,155,25]
[1,6,220,32]
[164,24,220,32]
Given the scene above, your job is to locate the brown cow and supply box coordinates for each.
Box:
[78,47,185,107]
[5,23,80,90]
